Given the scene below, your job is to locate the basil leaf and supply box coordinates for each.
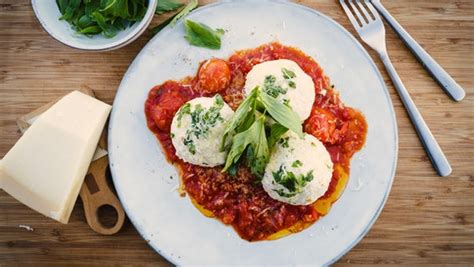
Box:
[155,0,184,14]
[267,123,288,148]
[221,87,258,150]
[170,0,198,26]
[101,0,130,19]
[246,117,269,177]
[57,0,69,14]
[259,90,303,138]
[77,14,94,29]
[91,11,117,38]
[128,0,147,21]
[84,1,100,16]
[57,0,147,38]
[223,116,266,172]
[184,20,224,50]
[59,0,82,21]
[79,25,102,34]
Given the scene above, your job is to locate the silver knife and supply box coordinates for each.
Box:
[371,0,466,101]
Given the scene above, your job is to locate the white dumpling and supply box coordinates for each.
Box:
[170,95,234,167]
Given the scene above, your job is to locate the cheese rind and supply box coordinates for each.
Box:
[0,91,111,223]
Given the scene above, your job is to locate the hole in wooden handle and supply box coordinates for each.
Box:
[85,173,100,195]
[96,204,119,229]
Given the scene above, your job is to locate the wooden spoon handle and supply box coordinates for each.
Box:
[80,156,125,235]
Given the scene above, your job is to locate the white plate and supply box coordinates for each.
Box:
[109,0,398,265]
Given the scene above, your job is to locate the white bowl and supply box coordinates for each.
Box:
[31,0,157,51]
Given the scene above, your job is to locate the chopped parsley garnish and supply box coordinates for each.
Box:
[263,75,287,98]
[282,68,296,79]
[176,103,191,127]
[288,81,296,89]
[183,136,196,155]
[272,165,314,197]
[278,137,290,148]
[261,68,297,99]
[178,96,225,155]
[291,160,303,168]
[282,68,297,89]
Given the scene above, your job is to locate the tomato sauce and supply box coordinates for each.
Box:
[144,43,367,241]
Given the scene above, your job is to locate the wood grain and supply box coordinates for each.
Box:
[1,0,473,265]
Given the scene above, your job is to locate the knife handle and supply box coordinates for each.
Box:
[371,0,465,101]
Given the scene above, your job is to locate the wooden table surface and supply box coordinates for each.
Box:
[1,0,473,265]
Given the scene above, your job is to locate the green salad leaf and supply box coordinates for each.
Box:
[221,87,303,178]
[259,90,303,138]
[155,0,184,14]
[267,123,288,148]
[223,116,268,175]
[56,0,147,38]
[221,88,258,150]
[184,20,224,50]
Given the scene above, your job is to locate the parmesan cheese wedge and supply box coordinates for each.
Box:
[0,91,111,223]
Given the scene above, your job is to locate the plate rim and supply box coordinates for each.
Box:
[108,0,399,265]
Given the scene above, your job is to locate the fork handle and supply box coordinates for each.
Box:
[372,1,465,102]
[379,53,452,177]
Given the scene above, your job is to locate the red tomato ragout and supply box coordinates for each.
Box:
[144,42,367,241]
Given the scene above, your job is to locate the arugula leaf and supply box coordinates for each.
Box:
[156,0,184,14]
[221,87,258,150]
[259,90,303,138]
[184,20,224,50]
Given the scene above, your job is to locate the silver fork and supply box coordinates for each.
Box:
[340,0,452,177]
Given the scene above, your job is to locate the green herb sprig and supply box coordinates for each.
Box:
[222,87,303,177]
[184,20,224,50]
[155,0,184,14]
[272,166,314,198]
[56,0,148,38]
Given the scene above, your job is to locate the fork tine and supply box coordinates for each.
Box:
[348,0,368,25]
[364,0,382,20]
[355,0,373,22]
[340,0,362,29]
